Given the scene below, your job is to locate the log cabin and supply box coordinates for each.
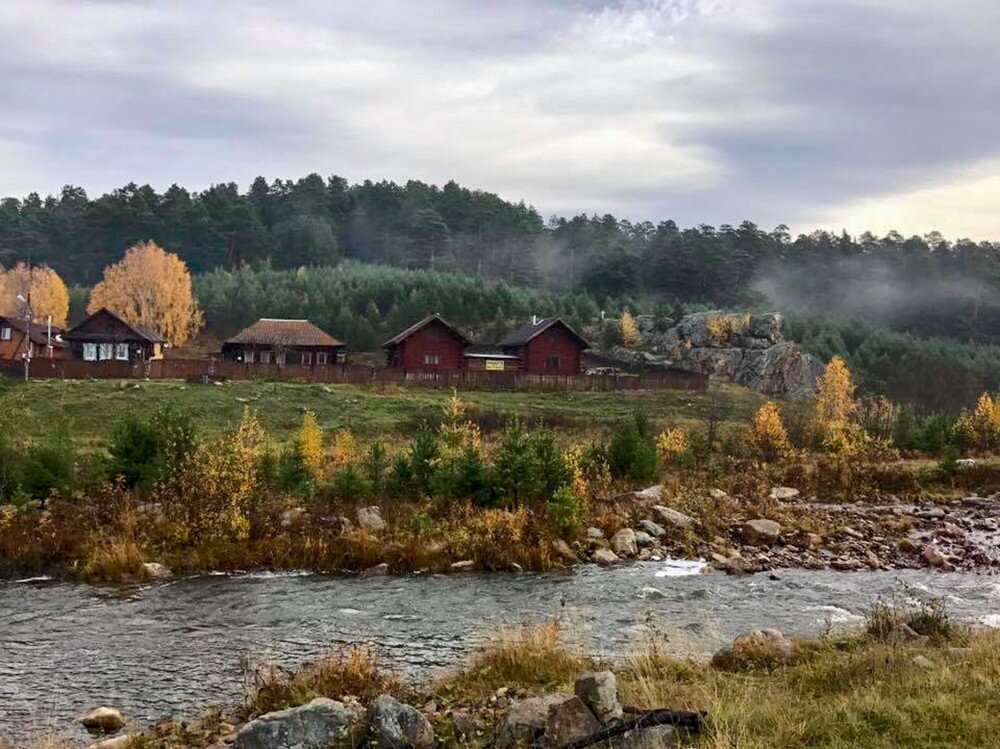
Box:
[0,315,67,360]
[382,314,471,371]
[221,318,346,365]
[63,308,166,362]
[497,316,590,375]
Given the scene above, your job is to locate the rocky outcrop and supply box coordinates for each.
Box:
[78,707,126,734]
[232,698,365,749]
[367,694,435,749]
[611,311,823,397]
[712,629,795,670]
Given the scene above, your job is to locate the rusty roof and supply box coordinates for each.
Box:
[225,318,343,347]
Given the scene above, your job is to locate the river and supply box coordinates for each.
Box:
[2,563,999,745]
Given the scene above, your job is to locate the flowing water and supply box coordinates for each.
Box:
[2,564,999,745]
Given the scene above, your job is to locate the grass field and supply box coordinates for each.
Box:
[0,376,764,449]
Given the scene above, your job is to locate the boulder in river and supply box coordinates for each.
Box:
[610,528,638,557]
[551,538,579,564]
[592,548,620,566]
[360,563,389,579]
[368,693,435,749]
[233,698,365,749]
[922,544,951,569]
[78,707,126,734]
[142,562,172,580]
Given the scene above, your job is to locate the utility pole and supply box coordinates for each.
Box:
[20,253,32,382]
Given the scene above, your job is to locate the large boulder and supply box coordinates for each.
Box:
[78,707,126,734]
[610,529,638,557]
[574,671,623,725]
[741,519,781,546]
[233,698,365,749]
[545,695,602,746]
[592,548,620,566]
[618,725,680,748]
[712,629,794,671]
[356,506,386,534]
[368,694,435,749]
[495,695,571,748]
[651,506,695,531]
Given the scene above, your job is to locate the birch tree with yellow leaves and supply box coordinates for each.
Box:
[0,262,69,326]
[87,241,202,346]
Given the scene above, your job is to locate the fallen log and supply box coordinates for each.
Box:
[556,708,706,749]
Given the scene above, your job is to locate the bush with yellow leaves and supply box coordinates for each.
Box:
[297,411,324,481]
[748,401,792,460]
[953,393,1000,452]
[656,427,688,463]
[328,428,359,468]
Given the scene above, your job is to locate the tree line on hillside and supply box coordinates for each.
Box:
[2,174,998,344]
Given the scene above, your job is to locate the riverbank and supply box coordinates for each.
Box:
[28,602,1000,748]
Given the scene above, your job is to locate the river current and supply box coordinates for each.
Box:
[2,563,998,745]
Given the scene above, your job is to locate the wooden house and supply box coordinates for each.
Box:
[497,316,589,375]
[63,308,166,362]
[0,315,67,360]
[221,318,345,365]
[383,314,471,371]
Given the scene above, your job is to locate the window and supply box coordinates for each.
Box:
[275,352,286,365]
[544,356,561,369]
[424,353,440,365]
[99,343,113,361]
[83,343,97,361]
[260,351,271,364]
[316,352,328,365]
[302,352,312,366]
[0,327,10,341]
[243,349,254,363]
[115,343,129,361]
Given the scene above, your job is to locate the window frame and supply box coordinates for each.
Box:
[83,343,98,361]
[316,351,328,365]
[544,356,561,369]
[424,352,441,366]
[260,350,272,364]
[115,343,130,361]
[0,326,10,341]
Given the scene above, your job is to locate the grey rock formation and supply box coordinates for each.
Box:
[368,694,435,749]
[233,698,365,749]
[574,671,623,725]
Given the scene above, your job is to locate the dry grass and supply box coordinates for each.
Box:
[243,645,399,716]
[82,536,147,582]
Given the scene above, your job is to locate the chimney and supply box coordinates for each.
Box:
[532,314,538,326]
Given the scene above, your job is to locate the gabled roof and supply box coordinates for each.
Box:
[0,315,67,347]
[224,318,343,347]
[463,344,519,360]
[64,308,168,344]
[382,314,472,348]
[498,317,590,349]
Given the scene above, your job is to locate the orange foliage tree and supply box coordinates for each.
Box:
[87,241,202,346]
[0,262,70,326]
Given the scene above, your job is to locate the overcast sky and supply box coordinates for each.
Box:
[2,0,999,239]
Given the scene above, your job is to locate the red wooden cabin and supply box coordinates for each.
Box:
[63,308,166,362]
[0,315,67,360]
[382,314,471,371]
[498,317,590,375]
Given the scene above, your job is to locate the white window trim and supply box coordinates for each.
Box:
[83,343,97,361]
[260,350,271,364]
[316,352,328,365]
[424,353,440,365]
[0,326,10,341]
[99,343,113,361]
[302,352,312,365]
[275,351,286,365]
[115,343,130,361]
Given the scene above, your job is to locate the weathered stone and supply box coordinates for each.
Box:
[634,485,664,502]
[610,528,638,557]
[368,694,435,749]
[922,544,950,568]
[451,710,485,740]
[592,548,620,566]
[552,538,579,563]
[356,506,386,534]
[360,562,389,579]
[545,695,602,747]
[495,695,570,748]
[587,527,606,540]
[142,562,172,580]
[617,725,680,748]
[912,655,935,670]
[450,559,475,572]
[638,519,667,538]
[712,629,794,670]
[708,488,729,500]
[89,736,143,749]
[769,486,800,500]
[574,671,623,725]
[633,530,655,548]
[651,505,695,530]
[741,519,781,546]
[233,698,364,749]
[78,707,126,734]
[280,506,307,529]
[638,586,666,599]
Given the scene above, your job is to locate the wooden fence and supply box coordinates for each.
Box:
[0,357,708,392]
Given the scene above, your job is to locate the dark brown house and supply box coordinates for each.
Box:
[497,317,589,375]
[64,308,166,362]
[0,315,68,361]
[222,318,345,365]
[383,314,471,371]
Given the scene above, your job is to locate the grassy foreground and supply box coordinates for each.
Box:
[0,377,762,450]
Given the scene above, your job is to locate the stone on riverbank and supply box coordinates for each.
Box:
[574,670,623,725]
[651,505,695,530]
[368,693,435,749]
[551,538,579,563]
[611,528,638,557]
[78,707,126,734]
[89,735,143,749]
[545,695,602,746]
[769,486,800,500]
[922,544,950,568]
[712,629,794,670]
[592,548,620,566]
[356,506,386,534]
[142,562,172,580]
[495,695,570,748]
[233,698,365,749]
[618,725,680,748]
[360,562,389,579]
[741,519,781,546]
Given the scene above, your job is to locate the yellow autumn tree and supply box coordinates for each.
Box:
[814,356,860,452]
[749,401,792,460]
[87,241,203,346]
[620,309,639,346]
[954,393,1000,451]
[297,411,325,480]
[656,427,688,462]
[0,262,70,326]
[438,389,481,455]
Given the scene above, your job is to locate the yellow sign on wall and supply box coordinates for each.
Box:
[485,359,505,371]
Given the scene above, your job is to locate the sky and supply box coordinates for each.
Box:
[2,0,999,240]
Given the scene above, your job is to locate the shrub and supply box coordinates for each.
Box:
[748,401,791,460]
[330,465,373,501]
[492,421,537,505]
[105,405,196,489]
[83,536,146,582]
[408,427,441,497]
[20,440,75,501]
[607,412,658,483]
[547,485,585,539]
[296,411,324,481]
[362,442,388,494]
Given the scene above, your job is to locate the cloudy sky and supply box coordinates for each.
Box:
[2,0,999,239]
